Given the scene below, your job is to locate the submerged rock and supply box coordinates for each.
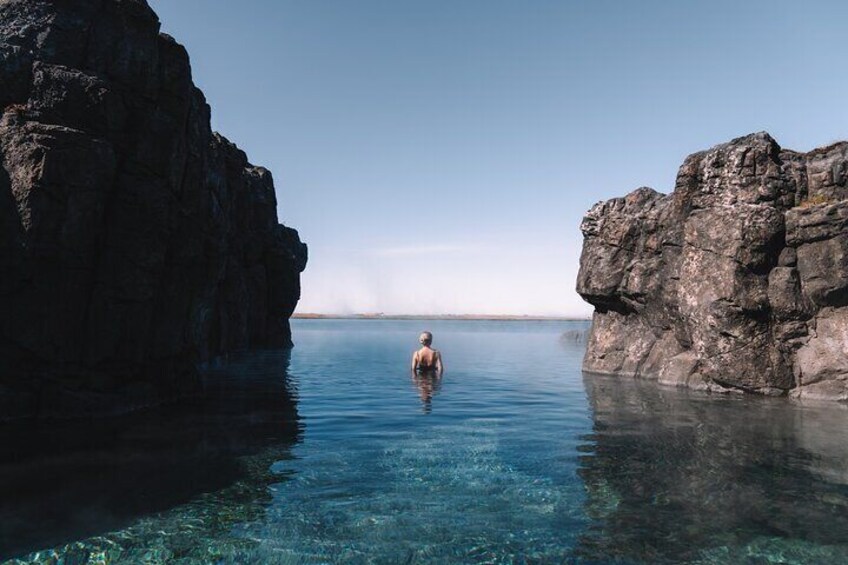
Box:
[577,132,848,400]
[0,0,307,419]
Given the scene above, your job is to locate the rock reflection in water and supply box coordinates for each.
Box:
[576,374,848,563]
[0,350,301,562]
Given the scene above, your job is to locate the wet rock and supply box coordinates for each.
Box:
[0,0,307,419]
[577,132,848,399]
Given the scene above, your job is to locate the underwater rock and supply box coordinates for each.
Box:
[577,132,848,399]
[0,0,307,419]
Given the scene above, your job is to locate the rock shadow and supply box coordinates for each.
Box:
[0,349,302,561]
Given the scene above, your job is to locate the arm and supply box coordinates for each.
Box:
[435,351,444,375]
[411,350,419,372]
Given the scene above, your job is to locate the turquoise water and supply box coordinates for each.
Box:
[4,319,848,563]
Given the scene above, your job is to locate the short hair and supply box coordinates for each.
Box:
[419,331,433,345]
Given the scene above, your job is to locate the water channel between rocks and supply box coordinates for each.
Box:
[4,319,848,564]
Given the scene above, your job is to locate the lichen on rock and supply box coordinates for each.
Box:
[577,132,848,400]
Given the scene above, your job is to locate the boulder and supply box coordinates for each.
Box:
[577,132,848,400]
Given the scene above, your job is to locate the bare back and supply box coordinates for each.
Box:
[412,346,442,373]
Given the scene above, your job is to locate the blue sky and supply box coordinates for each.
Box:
[149,0,848,316]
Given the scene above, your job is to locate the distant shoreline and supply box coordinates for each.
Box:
[292,313,591,321]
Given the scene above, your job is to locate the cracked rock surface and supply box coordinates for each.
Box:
[0,0,307,419]
[577,132,848,400]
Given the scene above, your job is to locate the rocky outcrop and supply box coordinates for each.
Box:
[577,132,848,400]
[0,0,307,419]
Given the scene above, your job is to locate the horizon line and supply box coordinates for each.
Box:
[292,313,591,321]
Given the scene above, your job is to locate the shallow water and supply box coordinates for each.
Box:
[4,319,848,563]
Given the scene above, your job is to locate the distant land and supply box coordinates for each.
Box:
[293,313,590,321]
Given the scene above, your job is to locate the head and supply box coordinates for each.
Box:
[419,331,433,346]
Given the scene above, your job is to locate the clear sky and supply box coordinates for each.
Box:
[149,0,848,317]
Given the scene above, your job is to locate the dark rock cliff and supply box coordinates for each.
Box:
[0,0,307,419]
[577,132,848,400]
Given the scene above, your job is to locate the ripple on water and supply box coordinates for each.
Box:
[7,320,848,564]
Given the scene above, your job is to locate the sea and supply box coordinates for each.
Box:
[3,319,848,564]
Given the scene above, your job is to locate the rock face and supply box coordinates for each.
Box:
[0,0,307,419]
[577,132,848,400]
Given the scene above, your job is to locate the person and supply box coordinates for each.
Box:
[411,331,444,375]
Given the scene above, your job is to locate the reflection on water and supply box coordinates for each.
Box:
[578,374,848,564]
[411,371,443,414]
[235,319,593,563]
[5,320,848,563]
[1,350,301,563]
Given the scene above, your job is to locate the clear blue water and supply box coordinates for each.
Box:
[4,319,848,564]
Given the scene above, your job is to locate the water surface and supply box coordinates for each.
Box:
[4,319,848,563]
